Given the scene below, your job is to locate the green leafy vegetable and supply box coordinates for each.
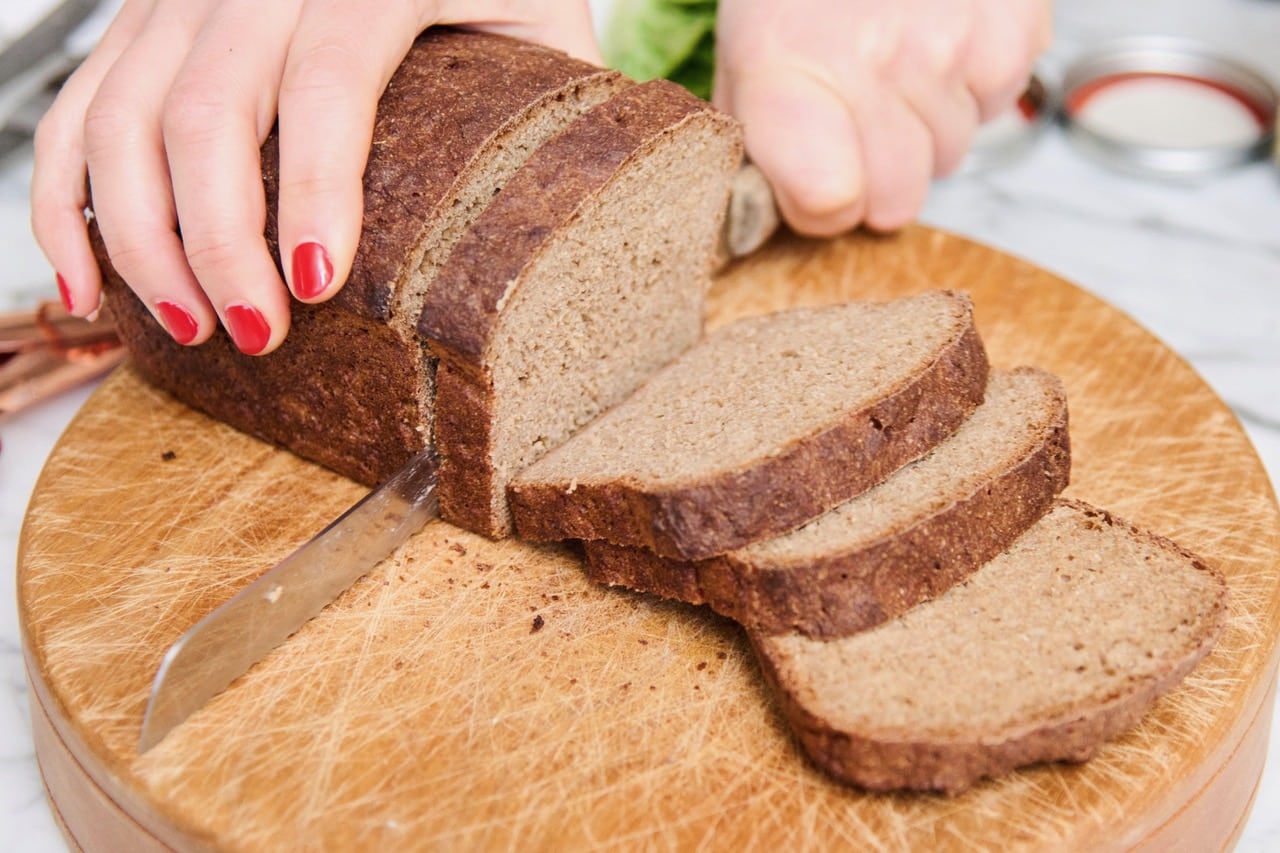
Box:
[603,0,718,100]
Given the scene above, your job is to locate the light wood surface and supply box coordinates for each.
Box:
[18,227,1280,851]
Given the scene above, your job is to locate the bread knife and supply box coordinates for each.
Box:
[136,165,775,753]
[138,446,440,753]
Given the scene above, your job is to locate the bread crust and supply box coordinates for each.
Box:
[98,29,622,487]
[749,499,1229,794]
[584,369,1072,637]
[432,362,503,536]
[420,79,723,370]
[753,631,1211,795]
[100,265,422,486]
[424,80,740,536]
[278,28,619,323]
[509,303,991,560]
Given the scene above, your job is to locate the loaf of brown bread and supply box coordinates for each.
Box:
[583,367,1071,637]
[750,499,1228,794]
[508,291,990,560]
[99,29,629,487]
[422,79,742,537]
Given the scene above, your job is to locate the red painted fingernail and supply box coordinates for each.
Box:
[224,302,271,355]
[55,273,74,313]
[291,242,333,300]
[155,300,199,345]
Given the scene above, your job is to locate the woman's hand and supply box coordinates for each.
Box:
[714,0,1052,236]
[31,0,599,354]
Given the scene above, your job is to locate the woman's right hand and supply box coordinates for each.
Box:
[714,0,1053,237]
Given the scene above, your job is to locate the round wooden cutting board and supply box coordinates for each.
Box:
[19,227,1280,851]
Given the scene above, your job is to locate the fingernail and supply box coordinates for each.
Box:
[291,242,333,300]
[55,273,74,313]
[155,300,199,345]
[224,302,271,355]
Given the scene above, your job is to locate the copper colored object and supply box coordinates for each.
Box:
[0,301,124,421]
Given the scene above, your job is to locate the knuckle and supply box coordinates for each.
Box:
[182,234,244,278]
[161,75,237,147]
[82,92,144,153]
[281,41,371,103]
[898,19,969,80]
[276,171,357,205]
[102,234,165,282]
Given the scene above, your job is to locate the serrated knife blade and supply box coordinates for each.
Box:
[138,446,441,753]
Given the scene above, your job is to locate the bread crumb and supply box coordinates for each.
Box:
[531,614,545,633]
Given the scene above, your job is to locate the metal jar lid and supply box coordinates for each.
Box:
[1060,37,1278,178]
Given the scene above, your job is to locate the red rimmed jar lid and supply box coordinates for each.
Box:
[1061,37,1277,178]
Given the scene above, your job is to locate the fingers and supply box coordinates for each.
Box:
[272,0,425,314]
[273,0,601,314]
[716,40,936,235]
[163,0,305,354]
[30,0,157,318]
[86,1,239,348]
[887,8,981,177]
[850,79,935,233]
[715,0,1051,236]
[967,0,1052,121]
[41,0,604,356]
[437,0,602,64]
[719,66,865,237]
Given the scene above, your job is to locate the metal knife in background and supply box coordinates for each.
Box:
[138,446,441,753]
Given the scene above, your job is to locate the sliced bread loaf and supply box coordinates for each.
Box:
[508,291,990,560]
[100,29,629,487]
[583,367,1071,637]
[750,499,1228,794]
[421,79,743,537]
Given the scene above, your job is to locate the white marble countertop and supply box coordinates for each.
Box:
[1,0,1278,849]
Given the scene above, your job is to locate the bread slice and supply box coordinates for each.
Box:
[100,29,629,486]
[422,79,742,537]
[583,367,1071,637]
[508,291,990,560]
[750,499,1228,794]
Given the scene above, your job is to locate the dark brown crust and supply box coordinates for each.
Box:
[270,28,620,322]
[419,79,717,372]
[509,302,990,560]
[433,363,503,537]
[755,633,1212,795]
[98,29,619,487]
[425,81,740,536]
[583,368,1072,638]
[99,253,421,486]
[748,499,1230,794]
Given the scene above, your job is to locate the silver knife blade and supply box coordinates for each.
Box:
[138,446,441,753]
